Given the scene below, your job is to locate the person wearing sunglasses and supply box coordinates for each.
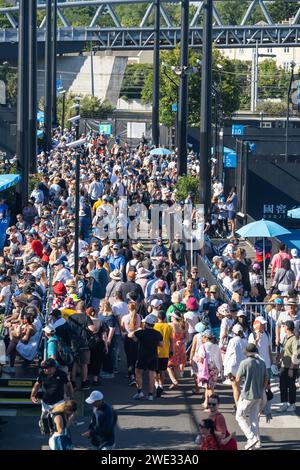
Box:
[198,419,220,450]
[207,394,237,450]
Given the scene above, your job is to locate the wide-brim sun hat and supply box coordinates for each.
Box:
[195,322,207,334]
[109,269,122,281]
[217,303,231,316]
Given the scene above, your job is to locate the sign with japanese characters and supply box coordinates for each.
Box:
[263,203,287,220]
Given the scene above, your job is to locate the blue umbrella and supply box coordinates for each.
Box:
[236,219,291,288]
[149,148,172,156]
[236,219,291,238]
[287,207,300,219]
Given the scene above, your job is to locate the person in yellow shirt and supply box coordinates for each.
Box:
[154,310,174,397]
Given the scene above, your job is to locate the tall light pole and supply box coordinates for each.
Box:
[285,60,296,163]
[16,0,30,210]
[199,0,213,217]
[177,0,189,176]
[58,88,66,131]
[28,0,37,174]
[44,0,52,149]
[162,62,179,148]
[90,41,95,97]
[52,0,58,128]
[152,0,160,147]
[251,43,276,112]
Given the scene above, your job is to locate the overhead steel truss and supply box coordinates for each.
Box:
[0,0,300,49]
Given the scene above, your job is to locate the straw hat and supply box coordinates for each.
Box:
[65,279,76,288]
[109,269,122,281]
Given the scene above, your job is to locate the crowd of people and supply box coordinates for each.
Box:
[0,126,298,451]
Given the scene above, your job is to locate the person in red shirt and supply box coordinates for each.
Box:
[198,419,220,450]
[29,231,44,258]
[270,243,291,279]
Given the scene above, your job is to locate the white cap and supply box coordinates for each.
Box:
[143,314,157,325]
[255,315,267,325]
[237,309,247,317]
[42,325,56,334]
[232,324,243,335]
[150,299,163,308]
[291,248,298,257]
[85,391,104,404]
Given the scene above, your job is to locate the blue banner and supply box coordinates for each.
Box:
[0,217,10,250]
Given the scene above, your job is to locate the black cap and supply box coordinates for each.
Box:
[229,302,239,312]
[284,320,295,331]
[41,358,57,369]
[245,344,258,354]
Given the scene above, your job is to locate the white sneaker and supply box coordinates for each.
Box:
[148,394,154,401]
[223,378,232,386]
[254,440,261,449]
[133,391,144,400]
[287,404,296,412]
[245,436,259,450]
[277,403,289,413]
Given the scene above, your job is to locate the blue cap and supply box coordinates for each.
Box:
[274,298,283,305]
[195,322,207,334]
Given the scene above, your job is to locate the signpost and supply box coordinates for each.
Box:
[231,124,245,136]
[99,123,112,136]
[224,151,237,168]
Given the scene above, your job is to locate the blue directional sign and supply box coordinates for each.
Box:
[56,79,63,91]
[224,151,237,168]
[172,103,178,112]
[99,123,112,136]
[232,124,245,136]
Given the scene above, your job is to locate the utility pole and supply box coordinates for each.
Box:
[52,0,58,128]
[28,0,37,174]
[177,0,189,176]
[285,61,296,163]
[152,0,160,147]
[16,0,30,210]
[199,0,213,217]
[44,0,52,149]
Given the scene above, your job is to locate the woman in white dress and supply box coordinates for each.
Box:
[223,324,247,407]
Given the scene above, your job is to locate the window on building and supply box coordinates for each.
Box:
[267,48,273,53]
[284,47,290,53]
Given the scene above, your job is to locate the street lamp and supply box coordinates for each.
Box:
[285,60,296,163]
[162,62,179,148]
[58,88,66,132]
[66,137,86,276]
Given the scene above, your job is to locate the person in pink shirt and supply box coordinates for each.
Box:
[270,244,291,279]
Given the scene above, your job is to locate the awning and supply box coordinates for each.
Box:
[278,229,300,252]
[0,174,21,192]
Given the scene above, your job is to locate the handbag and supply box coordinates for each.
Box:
[269,269,286,295]
[197,344,210,384]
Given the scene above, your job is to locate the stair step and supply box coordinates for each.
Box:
[0,378,36,388]
[0,387,32,393]
[0,397,38,406]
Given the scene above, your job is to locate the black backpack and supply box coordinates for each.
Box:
[39,411,55,436]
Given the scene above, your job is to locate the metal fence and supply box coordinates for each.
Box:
[241,302,279,353]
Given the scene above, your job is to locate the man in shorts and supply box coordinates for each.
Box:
[128,314,163,401]
[154,310,174,397]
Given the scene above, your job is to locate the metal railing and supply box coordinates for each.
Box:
[240,302,280,353]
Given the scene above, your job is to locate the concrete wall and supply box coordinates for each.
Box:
[37,55,128,107]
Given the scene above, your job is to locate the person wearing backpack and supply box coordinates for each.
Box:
[43,325,74,373]
[49,400,77,451]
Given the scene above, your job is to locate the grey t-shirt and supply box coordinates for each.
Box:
[236,355,267,400]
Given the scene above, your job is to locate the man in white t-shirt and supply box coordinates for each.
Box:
[248,316,273,375]
[52,261,73,285]
[290,249,300,278]
[112,291,128,373]
[276,299,300,346]
[0,276,11,308]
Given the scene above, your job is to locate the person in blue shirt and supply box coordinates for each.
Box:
[43,325,59,362]
[0,198,8,219]
[150,238,168,261]
[108,244,126,276]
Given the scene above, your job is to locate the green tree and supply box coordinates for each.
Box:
[268,0,299,23]
[120,64,152,101]
[175,175,200,204]
[0,1,16,28]
[141,47,241,127]
[216,0,248,25]
[256,100,287,116]
[258,59,290,102]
